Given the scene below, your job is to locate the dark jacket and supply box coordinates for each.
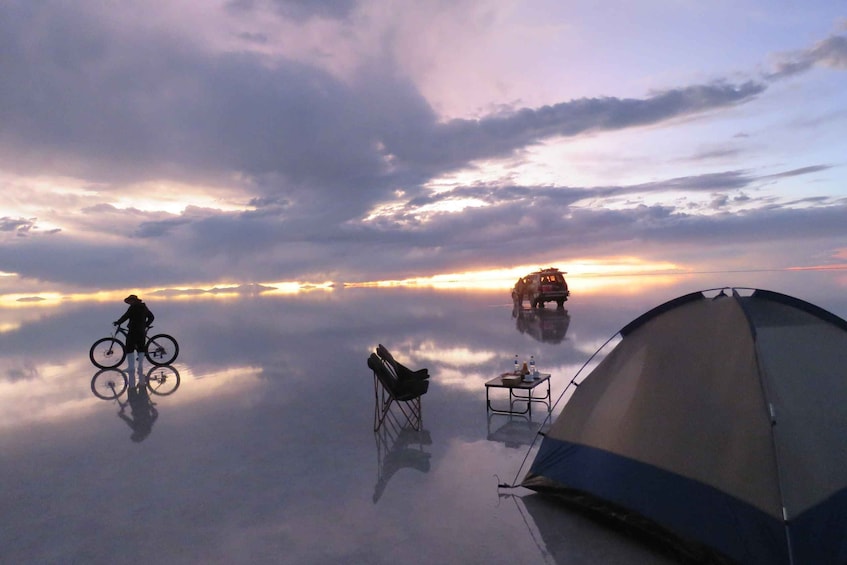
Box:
[116,301,155,331]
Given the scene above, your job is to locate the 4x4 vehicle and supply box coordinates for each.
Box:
[512,268,570,308]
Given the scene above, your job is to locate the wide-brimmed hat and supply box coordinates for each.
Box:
[124,294,140,304]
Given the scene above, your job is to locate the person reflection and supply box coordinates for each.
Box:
[117,385,159,443]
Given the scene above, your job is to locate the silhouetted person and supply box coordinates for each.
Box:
[114,294,154,386]
[118,386,158,443]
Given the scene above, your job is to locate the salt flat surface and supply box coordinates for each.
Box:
[2,272,844,564]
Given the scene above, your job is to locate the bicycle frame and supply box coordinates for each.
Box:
[90,324,179,369]
[111,323,150,342]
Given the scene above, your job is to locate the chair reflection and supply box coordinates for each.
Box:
[487,412,549,448]
[373,409,432,504]
[512,305,571,344]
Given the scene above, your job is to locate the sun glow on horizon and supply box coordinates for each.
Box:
[343,258,683,291]
[0,280,335,309]
[3,258,846,310]
[0,258,687,307]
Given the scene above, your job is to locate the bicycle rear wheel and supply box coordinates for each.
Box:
[91,369,128,399]
[90,337,126,369]
[146,365,181,395]
[145,334,179,365]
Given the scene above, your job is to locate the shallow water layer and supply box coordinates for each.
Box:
[2,272,845,564]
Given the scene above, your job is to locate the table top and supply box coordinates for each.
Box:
[485,372,550,389]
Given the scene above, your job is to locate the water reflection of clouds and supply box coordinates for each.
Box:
[2,272,847,562]
[0,357,99,429]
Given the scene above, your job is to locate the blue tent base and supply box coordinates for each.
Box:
[520,485,737,565]
[790,488,847,565]
[522,440,789,565]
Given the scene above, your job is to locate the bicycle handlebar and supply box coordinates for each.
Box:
[111,323,154,337]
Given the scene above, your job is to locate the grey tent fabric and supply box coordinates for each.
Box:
[523,288,847,564]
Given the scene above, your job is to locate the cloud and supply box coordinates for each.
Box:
[388,82,766,172]
[226,0,358,21]
[768,33,847,79]
[0,0,771,239]
[763,165,832,180]
[2,173,845,289]
[0,2,844,294]
[0,217,36,233]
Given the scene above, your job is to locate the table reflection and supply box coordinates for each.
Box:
[487,412,550,448]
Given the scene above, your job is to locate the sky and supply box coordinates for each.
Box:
[1,0,847,300]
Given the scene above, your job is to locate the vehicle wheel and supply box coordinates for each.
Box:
[556,299,565,308]
[90,338,126,369]
[90,368,128,399]
[145,334,179,366]
[146,365,181,396]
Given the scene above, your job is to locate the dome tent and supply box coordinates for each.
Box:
[522,288,847,564]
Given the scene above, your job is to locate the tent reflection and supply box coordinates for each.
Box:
[517,494,679,564]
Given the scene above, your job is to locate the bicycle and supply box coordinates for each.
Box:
[89,324,179,369]
[90,366,181,399]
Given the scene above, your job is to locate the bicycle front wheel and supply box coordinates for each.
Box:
[145,334,179,366]
[91,369,128,399]
[90,338,126,369]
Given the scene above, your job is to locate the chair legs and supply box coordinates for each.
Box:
[373,372,423,432]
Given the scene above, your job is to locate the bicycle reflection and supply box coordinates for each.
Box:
[90,366,181,443]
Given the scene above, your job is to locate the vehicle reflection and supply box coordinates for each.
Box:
[373,413,432,504]
[89,365,181,442]
[513,305,571,343]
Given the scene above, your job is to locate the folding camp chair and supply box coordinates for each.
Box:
[376,344,430,381]
[368,352,429,432]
